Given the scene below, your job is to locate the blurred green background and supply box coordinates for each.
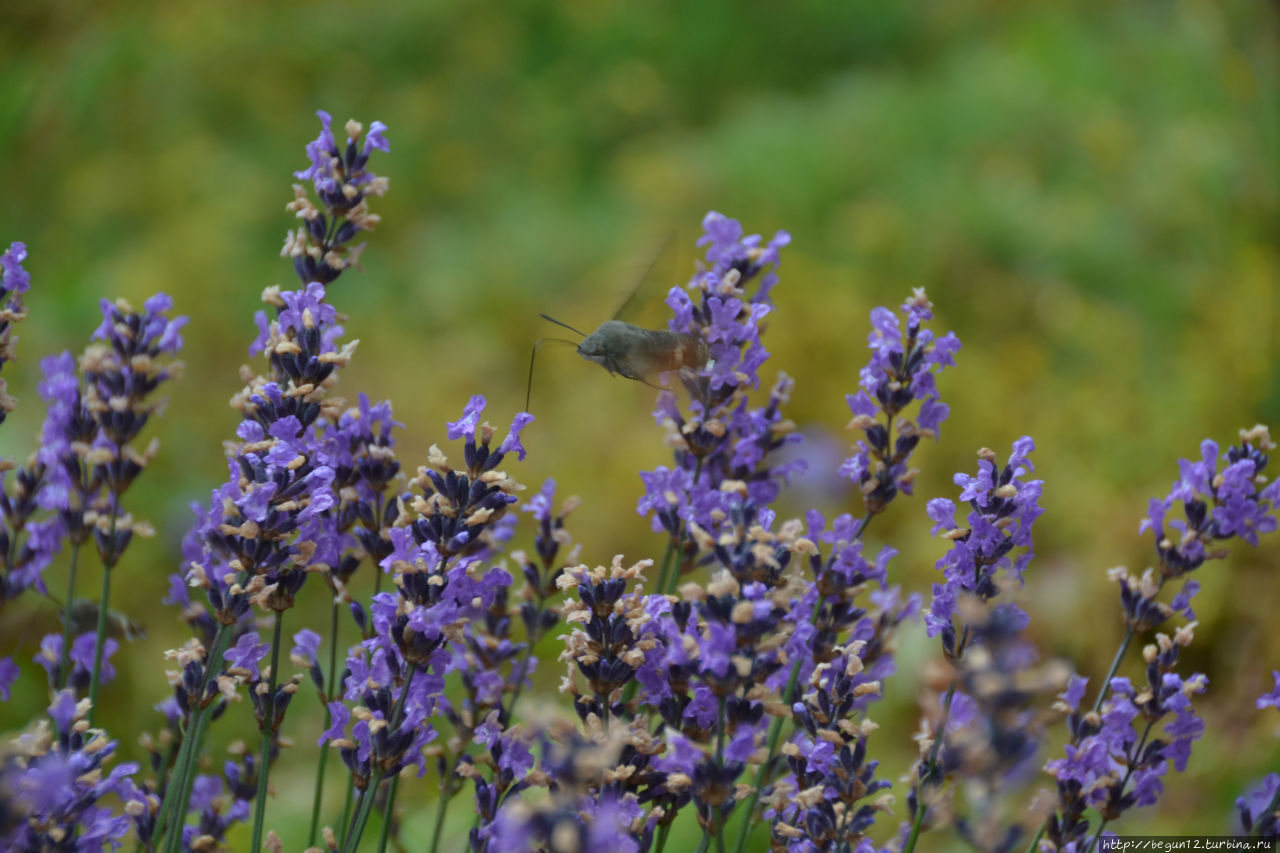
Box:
[1,0,1278,849]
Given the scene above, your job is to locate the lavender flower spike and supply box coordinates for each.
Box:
[1237,671,1280,838]
[841,288,960,516]
[284,111,391,285]
[0,240,33,423]
[924,437,1043,656]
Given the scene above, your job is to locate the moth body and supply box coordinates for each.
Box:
[577,320,708,381]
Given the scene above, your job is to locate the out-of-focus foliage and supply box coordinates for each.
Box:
[0,0,1275,848]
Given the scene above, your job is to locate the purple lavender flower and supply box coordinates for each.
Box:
[1236,673,1280,838]
[1238,774,1279,838]
[0,689,145,850]
[640,214,796,584]
[0,244,69,607]
[1044,635,1208,848]
[924,438,1044,656]
[0,656,18,701]
[1258,671,1280,711]
[284,110,391,285]
[841,290,960,515]
[1139,426,1279,582]
[766,644,891,851]
[37,631,120,692]
[225,631,270,681]
[0,468,63,602]
[323,397,532,852]
[484,724,653,853]
[0,240,32,425]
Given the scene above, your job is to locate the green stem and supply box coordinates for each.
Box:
[654,821,673,853]
[376,773,401,853]
[653,538,677,598]
[343,768,381,851]
[139,732,180,852]
[87,502,121,728]
[309,599,342,846]
[249,611,286,852]
[425,786,451,853]
[339,775,356,841]
[86,564,112,726]
[504,641,536,725]
[1091,627,1135,715]
[155,616,236,850]
[57,544,81,690]
[713,695,728,853]
[161,704,214,853]
[342,665,417,853]
[902,681,957,853]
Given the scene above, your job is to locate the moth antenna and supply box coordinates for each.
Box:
[538,313,588,338]
[524,337,579,413]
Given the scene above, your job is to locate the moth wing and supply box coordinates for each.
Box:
[609,231,679,324]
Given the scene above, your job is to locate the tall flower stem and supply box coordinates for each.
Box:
[339,776,355,840]
[654,821,674,853]
[87,504,121,727]
[86,563,112,725]
[376,773,402,853]
[653,539,678,599]
[341,665,417,853]
[249,611,286,853]
[712,694,728,853]
[426,782,452,853]
[160,698,215,853]
[157,613,239,853]
[902,681,957,853]
[56,544,81,690]
[308,599,342,846]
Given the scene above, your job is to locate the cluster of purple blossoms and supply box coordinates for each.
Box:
[320,395,532,852]
[137,113,394,853]
[898,438,1047,851]
[1237,672,1280,838]
[841,289,960,515]
[641,211,796,581]
[934,602,1070,853]
[0,241,32,425]
[1125,425,1280,630]
[734,290,958,853]
[923,437,1044,657]
[6,105,1280,853]
[485,721,651,853]
[1045,658,1208,850]
[0,243,186,851]
[455,480,578,850]
[0,690,146,850]
[34,293,186,706]
[285,110,389,285]
[765,643,892,852]
[592,248,956,853]
[1030,427,1280,853]
[0,242,59,701]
